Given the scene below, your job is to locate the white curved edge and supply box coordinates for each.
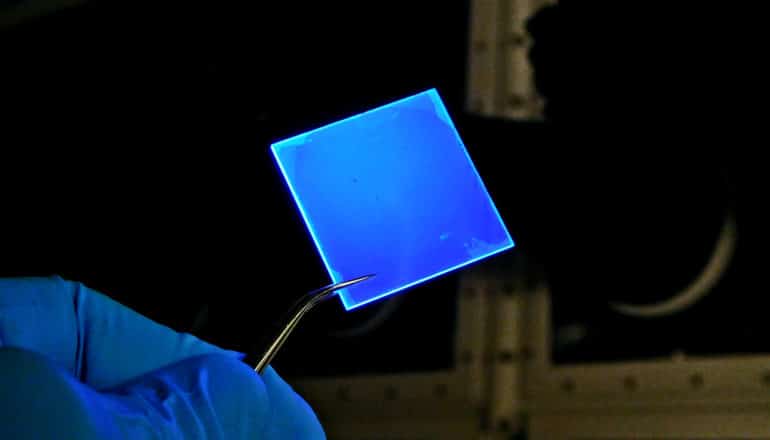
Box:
[609,213,737,318]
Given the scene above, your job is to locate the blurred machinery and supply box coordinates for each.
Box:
[290,1,770,439]
[290,260,528,440]
[527,281,770,440]
[293,223,770,439]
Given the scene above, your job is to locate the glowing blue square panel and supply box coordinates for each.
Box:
[271,89,514,310]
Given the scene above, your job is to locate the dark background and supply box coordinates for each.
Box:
[1,0,766,375]
[0,0,474,376]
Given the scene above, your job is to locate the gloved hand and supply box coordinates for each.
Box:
[0,276,326,439]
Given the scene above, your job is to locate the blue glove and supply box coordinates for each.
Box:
[0,276,326,439]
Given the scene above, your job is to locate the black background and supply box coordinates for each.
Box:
[1,0,767,373]
[0,0,474,376]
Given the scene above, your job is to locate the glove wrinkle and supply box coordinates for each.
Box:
[71,277,89,383]
[1,277,326,439]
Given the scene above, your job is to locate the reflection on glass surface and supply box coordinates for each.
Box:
[271,89,514,310]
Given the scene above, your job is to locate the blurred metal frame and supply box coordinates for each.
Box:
[466,0,554,120]
[292,269,512,440]
[294,263,770,439]
[525,286,770,439]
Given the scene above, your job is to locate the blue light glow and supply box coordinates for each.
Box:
[271,89,514,310]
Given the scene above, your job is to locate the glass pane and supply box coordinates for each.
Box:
[271,89,514,310]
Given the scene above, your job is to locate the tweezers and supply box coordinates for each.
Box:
[252,274,375,373]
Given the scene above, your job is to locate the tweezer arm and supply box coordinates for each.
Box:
[253,274,374,374]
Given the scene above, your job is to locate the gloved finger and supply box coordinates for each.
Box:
[1,347,276,440]
[261,365,326,440]
[107,357,325,439]
[0,276,241,389]
[1,347,105,440]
